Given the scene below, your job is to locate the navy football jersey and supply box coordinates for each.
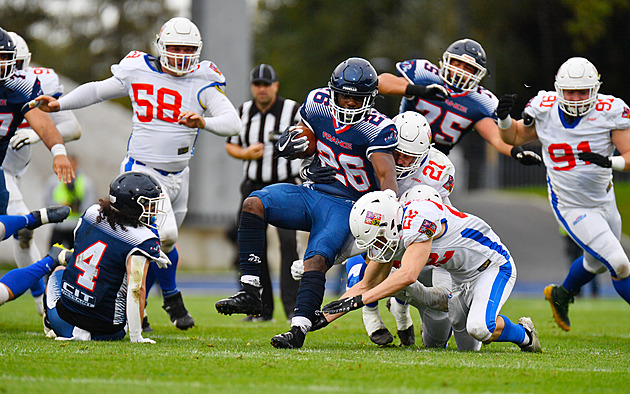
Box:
[396,59,498,154]
[300,87,398,201]
[0,70,43,162]
[58,205,161,334]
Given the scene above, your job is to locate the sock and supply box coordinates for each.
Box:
[156,247,179,298]
[12,240,46,298]
[238,211,266,277]
[495,315,527,346]
[612,276,630,303]
[0,284,9,305]
[0,215,29,240]
[0,256,55,298]
[293,270,326,323]
[562,256,595,294]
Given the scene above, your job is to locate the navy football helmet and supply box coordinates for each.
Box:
[109,172,166,229]
[328,57,378,125]
[439,38,487,91]
[0,27,17,81]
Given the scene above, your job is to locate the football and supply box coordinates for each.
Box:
[294,125,317,158]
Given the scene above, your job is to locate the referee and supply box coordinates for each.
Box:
[225,64,301,321]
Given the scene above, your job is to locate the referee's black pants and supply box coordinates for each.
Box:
[238,179,300,320]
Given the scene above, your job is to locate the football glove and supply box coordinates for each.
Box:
[322,295,364,314]
[300,156,336,184]
[10,129,40,150]
[274,126,309,159]
[309,310,329,332]
[511,146,542,166]
[153,250,172,269]
[578,151,611,168]
[497,94,517,120]
[405,83,449,102]
[291,259,304,281]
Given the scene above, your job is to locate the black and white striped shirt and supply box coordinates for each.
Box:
[228,96,301,183]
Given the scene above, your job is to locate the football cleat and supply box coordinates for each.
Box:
[215,283,263,316]
[309,310,329,332]
[27,205,71,230]
[271,326,306,349]
[397,326,416,347]
[387,297,415,346]
[46,244,72,270]
[543,285,573,331]
[518,316,542,353]
[142,316,153,333]
[162,292,195,330]
[370,328,394,346]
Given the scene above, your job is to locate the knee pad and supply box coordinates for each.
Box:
[159,227,178,253]
[466,317,492,342]
[16,228,34,249]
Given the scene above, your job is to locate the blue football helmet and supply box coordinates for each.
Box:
[109,172,166,229]
[439,38,487,91]
[328,57,378,125]
[0,27,17,81]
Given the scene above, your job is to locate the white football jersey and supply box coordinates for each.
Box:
[111,51,229,172]
[3,67,64,177]
[400,199,513,283]
[397,147,455,203]
[525,91,630,207]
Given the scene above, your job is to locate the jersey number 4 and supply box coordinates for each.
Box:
[132,83,182,123]
[75,241,107,291]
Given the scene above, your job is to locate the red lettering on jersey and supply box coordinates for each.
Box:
[595,98,613,112]
[126,51,143,59]
[540,95,556,107]
[322,131,352,150]
[427,250,454,266]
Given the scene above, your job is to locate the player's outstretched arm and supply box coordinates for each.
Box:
[126,254,155,344]
[496,93,539,146]
[371,152,398,195]
[30,95,60,112]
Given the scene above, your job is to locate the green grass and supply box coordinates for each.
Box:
[505,180,630,235]
[1,294,629,393]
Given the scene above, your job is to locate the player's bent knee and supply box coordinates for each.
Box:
[466,318,492,342]
[242,196,264,216]
[304,255,327,272]
[613,261,630,279]
[608,252,630,279]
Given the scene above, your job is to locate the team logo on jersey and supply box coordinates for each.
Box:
[622,107,630,119]
[209,63,222,76]
[418,219,437,237]
[573,214,587,226]
[442,175,454,193]
[400,61,414,72]
[364,211,382,226]
[0,99,6,106]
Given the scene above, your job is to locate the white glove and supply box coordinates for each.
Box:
[153,250,172,269]
[291,259,304,281]
[10,128,40,150]
[130,335,156,344]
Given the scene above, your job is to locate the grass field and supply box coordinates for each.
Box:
[1,294,629,393]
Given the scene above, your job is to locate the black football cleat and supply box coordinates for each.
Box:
[27,205,71,230]
[543,285,573,331]
[397,326,416,346]
[369,328,394,346]
[215,283,263,316]
[163,292,195,330]
[271,326,306,349]
[46,244,73,270]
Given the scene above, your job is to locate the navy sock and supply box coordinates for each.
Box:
[562,256,595,294]
[0,256,54,298]
[0,215,29,240]
[294,270,326,323]
[495,315,527,345]
[238,211,266,277]
[612,276,630,303]
[156,247,179,298]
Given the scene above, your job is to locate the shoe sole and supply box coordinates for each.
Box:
[270,336,297,349]
[543,286,571,332]
[215,301,262,317]
[369,328,394,346]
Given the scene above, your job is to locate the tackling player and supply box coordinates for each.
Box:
[323,188,542,353]
[497,57,630,331]
[33,17,242,330]
[216,57,404,349]
[378,38,541,165]
[0,27,75,212]
[3,31,82,316]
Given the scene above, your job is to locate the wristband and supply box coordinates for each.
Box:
[498,116,513,130]
[405,84,426,97]
[50,144,67,157]
[610,156,626,171]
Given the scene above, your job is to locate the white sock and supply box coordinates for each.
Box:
[291,316,311,333]
[388,297,413,331]
[362,305,386,336]
[0,284,10,305]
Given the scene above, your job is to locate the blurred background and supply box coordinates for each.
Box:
[1,0,629,294]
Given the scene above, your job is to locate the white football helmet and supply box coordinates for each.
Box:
[155,17,203,75]
[349,191,402,263]
[0,27,16,81]
[8,32,30,70]
[554,57,601,117]
[393,112,432,179]
[399,185,443,206]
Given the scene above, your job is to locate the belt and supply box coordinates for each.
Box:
[128,157,183,176]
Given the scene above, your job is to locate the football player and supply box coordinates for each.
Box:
[378,38,541,165]
[3,31,82,316]
[216,57,404,349]
[42,172,170,342]
[323,188,542,353]
[0,27,75,213]
[33,18,242,330]
[497,57,630,331]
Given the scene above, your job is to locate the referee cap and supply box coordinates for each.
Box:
[250,64,277,84]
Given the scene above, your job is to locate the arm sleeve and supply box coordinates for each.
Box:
[48,110,82,142]
[199,86,241,137]
[57,77,127,110]
[126,254,147,342]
